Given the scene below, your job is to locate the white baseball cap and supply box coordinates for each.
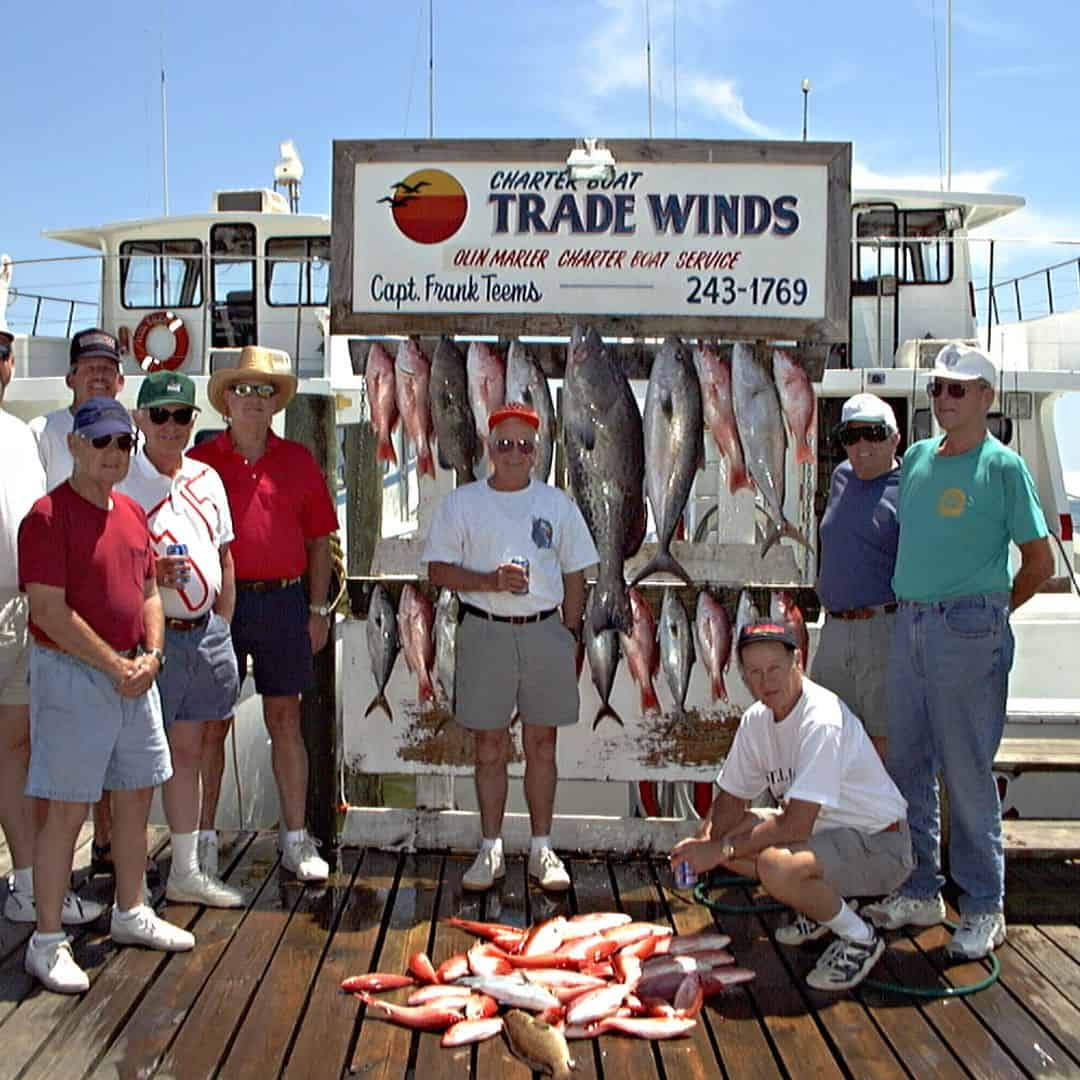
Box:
[933,342,997,384]
[840,393,898,433]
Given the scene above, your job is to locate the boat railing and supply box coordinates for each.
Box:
[974,250,1080,326]
[5,287,99,337]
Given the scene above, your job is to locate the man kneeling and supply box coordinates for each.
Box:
[671,621,913,992]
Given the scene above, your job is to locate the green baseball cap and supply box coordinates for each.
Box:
[137,370,198,410]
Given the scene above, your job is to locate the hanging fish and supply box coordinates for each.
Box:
[398,583,436,706]
[584,589,623,730]
[434,589,460,710]
[659,589,695,715]
[620,587,660,716]
[694,592,732,703]
[505,340,556,482]
[365,584,400,722]
[772,348,817,465]
[770,590,809,671]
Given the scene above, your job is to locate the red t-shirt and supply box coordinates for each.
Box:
[188,430,338,579]
[18,482,156,651]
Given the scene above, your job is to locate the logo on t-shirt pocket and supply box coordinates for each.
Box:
[531,516,554,549]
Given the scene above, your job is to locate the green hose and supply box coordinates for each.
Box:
[691,875,1001,998]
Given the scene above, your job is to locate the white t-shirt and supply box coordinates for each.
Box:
[0,410,47,589]
[719,677,907,834]
[422,479,599,615]
[118,449,234,620]
[28,408,75,492]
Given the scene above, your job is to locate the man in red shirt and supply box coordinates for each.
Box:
[189,346,338,882]
[19,397,194,994]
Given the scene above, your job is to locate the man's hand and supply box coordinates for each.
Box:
[116,654,159,698]
[156,554,190,590]
[492,562,528,594]
[670,836,728,876]
[308,612,330,654]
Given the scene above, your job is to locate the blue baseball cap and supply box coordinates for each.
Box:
[73,397,135,440]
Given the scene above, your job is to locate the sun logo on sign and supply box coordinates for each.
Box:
[376,169,468,245]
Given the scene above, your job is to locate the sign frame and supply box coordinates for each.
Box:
[331,137,851,341]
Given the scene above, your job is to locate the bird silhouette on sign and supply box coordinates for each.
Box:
[376,196,415,209]
[392,180,431,195]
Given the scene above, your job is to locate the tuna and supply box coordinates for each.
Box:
[466,341,506,457]
[770,590,809,670]
[631,336,704,587]
[694,592,732,703]
[619,587,660,716]
[394,338,435,478]
[430,336,479,484]
[772,347,817,464]
[658,589,695,715]
[584,588,622,730]
[434,589,459,710]
[365,342,399,467]
[364,584,400,722]
[694,343,752,493]
[506,339,556,481]
[502,1009,576,1080]
[398,584,436,706]
[731,342,812,556]
[563,325,645,634]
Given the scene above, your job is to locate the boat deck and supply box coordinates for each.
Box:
[1,829,1079,1079]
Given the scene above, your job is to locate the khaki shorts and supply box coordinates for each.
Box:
[0,589,31,708]
[810,611,894,737]
[455,611,579,730]
[749,808,913,898]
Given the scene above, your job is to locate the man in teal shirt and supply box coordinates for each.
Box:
[864,343,1053,960]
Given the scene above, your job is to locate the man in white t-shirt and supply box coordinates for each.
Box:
[671,621,913,992]
[423,402,598,893]
[119,371,243,908]
[1,328,105,927]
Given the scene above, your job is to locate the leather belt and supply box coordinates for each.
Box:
[460,601,557,626]
[164,612,211,632]
[827,602,898,621]
[236,576,301,592]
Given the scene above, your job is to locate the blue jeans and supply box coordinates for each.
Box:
[886,593,1013,914]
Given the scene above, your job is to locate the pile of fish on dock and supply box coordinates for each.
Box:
[342,912,754,1071]
[363,325,817,726]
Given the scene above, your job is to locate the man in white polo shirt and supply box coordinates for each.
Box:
[120,371,243,907]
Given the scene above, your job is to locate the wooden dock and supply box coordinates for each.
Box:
[1,829,1078,1079]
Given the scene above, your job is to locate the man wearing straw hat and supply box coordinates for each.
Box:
[189,346,338,882]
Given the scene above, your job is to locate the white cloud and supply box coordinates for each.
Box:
[852,161,1008,193]
[682,76,780,138]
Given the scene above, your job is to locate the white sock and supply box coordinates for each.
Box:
[823,902,874,943]
[32,930,66,948]
[114,904,143,920]
[13,866,33,893]
[530,835,551,853]
[480,837,502,853]
[285,829,306,846]
[170,832,200,879]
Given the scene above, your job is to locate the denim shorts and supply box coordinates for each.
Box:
[27,645,172,802]
[158,612,240,726]
[0,589,31,708]
[230,582,313,697]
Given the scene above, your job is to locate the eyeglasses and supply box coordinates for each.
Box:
[85,433,136,452]
[928,379,976,400]
[838,424,890,446]
[0,343,11,361]
[230,383,277,399]
[147,406,196,426]
[492,437,536,455]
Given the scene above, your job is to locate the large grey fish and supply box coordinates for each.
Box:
[731,342,812,557]
[430,336,480,485]
[631,336,703,587]
[365,584,400,722]
[434,589,459,711]
[563,325,645,635]
[659,589,695,715]
[505,339,556,482]
[502,1009,575,1080]
[455,976,560,1012]
[734,590,762,665]
[583,588,622,730]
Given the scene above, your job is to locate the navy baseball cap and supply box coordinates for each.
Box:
[70,328,120,367]
[737,621,798,654]
[73,397,135,440]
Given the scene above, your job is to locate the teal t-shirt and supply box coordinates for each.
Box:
[892,435,1048,602]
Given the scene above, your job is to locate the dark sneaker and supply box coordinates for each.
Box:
[806,932,884,991]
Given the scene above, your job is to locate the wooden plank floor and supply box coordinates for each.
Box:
[0,836,1078,1079]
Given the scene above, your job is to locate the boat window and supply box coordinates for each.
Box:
[854,206,954,293]
[265,236,331,306]
[210,224,256,348]
[119,240,203,309]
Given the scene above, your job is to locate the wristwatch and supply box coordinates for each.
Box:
[309,602,333,617]
[719,842,736,861]
[146,647,166,669]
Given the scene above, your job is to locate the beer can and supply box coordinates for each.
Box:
[510,557,530,594]
[165,543,190,583]
[674,859,698,889]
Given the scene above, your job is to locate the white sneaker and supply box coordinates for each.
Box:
[166,870,245,909]
[24,936,89,994]
[462,847,506,892]
[946,913,1006,960]
[3,883,105,927]
[111,905,195,952]
[863,891,946,930]
[280,831,330,883]
[805,932,884,992]
[198,833,219,879]
[528,847,570,893]
[776,900,860,947]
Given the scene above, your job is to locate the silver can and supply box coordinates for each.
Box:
[510,557,530,594]
[165,543,190,584]
[674,859,698,889]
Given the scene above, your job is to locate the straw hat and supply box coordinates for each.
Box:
[208,345,297,415]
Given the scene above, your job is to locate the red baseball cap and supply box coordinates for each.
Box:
[737,621,798,655]
[488,401,540,432]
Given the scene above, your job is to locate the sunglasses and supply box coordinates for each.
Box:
[928,379,977,399]
[838,424,890,446]
[0,343,11,361]
[492,437,536,455]
[230,383,277,399]
[148,406,196,426]
[85,433,136,452]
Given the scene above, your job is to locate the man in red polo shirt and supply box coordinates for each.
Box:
[189,346,337,883]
